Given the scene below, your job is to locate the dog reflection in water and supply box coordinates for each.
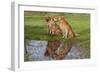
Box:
[45,40,72,59]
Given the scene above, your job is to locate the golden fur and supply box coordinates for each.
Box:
[45,16,62,35]
[53,16,76,38]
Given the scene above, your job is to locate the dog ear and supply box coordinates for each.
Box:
[58,16,64,20]
[45,16,51,22]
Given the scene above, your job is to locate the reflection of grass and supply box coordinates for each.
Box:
[24,11,90,49]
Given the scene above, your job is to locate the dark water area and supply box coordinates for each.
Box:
[24,40,89,62]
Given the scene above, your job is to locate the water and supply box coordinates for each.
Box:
[24,40,83,61]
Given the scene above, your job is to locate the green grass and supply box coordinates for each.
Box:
[24,11,90,49]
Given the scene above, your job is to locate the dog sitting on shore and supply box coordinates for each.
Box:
[52,16,76,38]
[45,16,62,35]
[45,16,77,38]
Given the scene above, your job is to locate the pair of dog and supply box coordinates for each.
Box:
[45,16,76,59]
[45,16,76,38]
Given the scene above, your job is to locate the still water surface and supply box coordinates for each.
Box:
[24,40,83,61]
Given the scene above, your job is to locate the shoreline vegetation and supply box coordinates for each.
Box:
[24,11,90,49]
[24,11,90,61]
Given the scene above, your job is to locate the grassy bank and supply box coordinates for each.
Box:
[24,11,90,49]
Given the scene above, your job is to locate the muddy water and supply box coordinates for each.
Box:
[24,40,84,61]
